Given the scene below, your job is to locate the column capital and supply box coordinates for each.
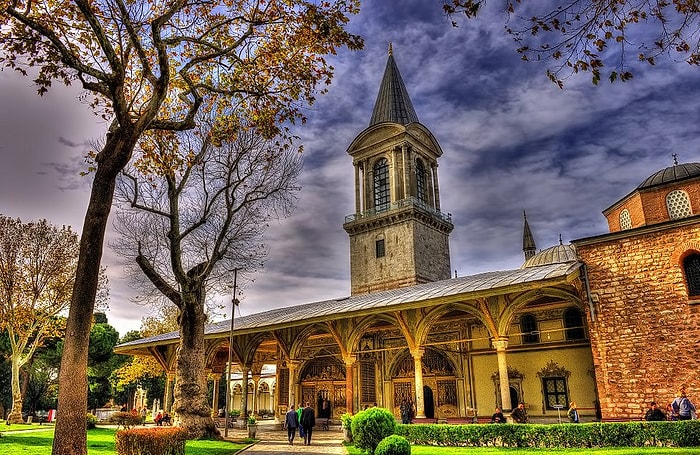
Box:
[410,347,425,359]
[286,359,302,369]
[343,354,357,366]
[491,337,508,351]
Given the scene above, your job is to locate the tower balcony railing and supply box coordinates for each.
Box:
[344,197,452,224]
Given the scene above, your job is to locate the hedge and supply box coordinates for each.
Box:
[394,421,700,448]
[115,427,188,455]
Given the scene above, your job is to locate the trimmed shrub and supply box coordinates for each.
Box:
[394,420,700,448]
[351,407,397,454]
[115,427,187,455]
[109,412,144,429]
[375,435,411,455]
[86,413,98,429]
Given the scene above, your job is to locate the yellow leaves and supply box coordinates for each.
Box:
[113,355,164,386]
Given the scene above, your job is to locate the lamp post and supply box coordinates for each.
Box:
[224,269,239,437]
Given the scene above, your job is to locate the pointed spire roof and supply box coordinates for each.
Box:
[523,211,537,260]
[369,44,419,126]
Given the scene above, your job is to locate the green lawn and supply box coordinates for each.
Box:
[0,426,248,454]
[345,443,700,454]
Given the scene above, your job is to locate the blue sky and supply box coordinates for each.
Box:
[1,0,699,334]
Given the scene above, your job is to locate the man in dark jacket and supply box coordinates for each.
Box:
[284,405,298,444]
[300,402,316,445]
[644,401,666,421]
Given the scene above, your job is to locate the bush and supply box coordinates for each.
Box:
[375,435,411,455]
[115,427,187,455]
[351,407,397,455]
[109,412,144,429]
[86,413,98,429]
[393,420,700,448]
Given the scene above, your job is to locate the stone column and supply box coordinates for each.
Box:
[252,374,261,415]
[427,161,436,208]
[492,338,512,412]
[288,360,301,408]
[344,354,356,414]
[411,347,426,419]
[212,377,220,415]
[402,144,409,200]
[432,164,442,211]
[164,373,175,413]
[354,162,361,213]
[240,366,250,418]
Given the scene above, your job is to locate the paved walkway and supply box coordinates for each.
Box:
[225,421,347,454]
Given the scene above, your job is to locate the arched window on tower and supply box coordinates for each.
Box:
[373,158,390,212]
[683,253,700,298]
[520,314,539,344]
[563,308,585,341]
[666,190,692,220]
[415,158,427,204]
[619,209,632,230]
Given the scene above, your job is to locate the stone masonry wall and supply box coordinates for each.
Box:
[576,223,700,419]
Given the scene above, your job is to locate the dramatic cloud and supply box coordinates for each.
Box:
[1,0,699,334]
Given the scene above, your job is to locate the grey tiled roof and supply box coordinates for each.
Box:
[369,53,419,126]
[637,162,700,189]
[115,261,580,350]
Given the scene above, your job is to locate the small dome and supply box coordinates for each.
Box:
[522,243,578,268]
[637,162,700,190]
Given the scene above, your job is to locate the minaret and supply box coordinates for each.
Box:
[343,46,454,295]
[523,211,536,261]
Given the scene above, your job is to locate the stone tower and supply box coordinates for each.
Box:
[343,46,454,295]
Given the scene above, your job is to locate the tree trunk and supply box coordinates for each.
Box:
[173,289,219,439]
[7,354,24,424]
[52,132,136,455]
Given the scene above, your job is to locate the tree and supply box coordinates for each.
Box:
[87,322,121,411]
[444,0,700,86]
[111,123,302,437]
[0,216,79,424]
[1,1,361,452]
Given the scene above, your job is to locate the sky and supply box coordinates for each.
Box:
[2,1,700,336]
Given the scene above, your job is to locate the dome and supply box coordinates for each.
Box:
[637,162,700,190]
[522,243,578,268]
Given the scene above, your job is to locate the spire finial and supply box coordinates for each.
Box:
[672,153,679,166]
[388,42,393,56]
[559,234,563,245]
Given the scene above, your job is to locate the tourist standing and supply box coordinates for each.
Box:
[672,387,697,421]
[567,402,580,423]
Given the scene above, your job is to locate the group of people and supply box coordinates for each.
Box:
[489,401,579,424]
[284,402,316,445]
[645,388,697,421]
[154,410,172,426]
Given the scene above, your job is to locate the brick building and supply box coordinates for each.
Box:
[573,161,700,419]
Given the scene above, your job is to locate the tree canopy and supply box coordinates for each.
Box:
[444,0,700,86]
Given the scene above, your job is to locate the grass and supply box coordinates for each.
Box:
[345,443,700,454]
[0,426,248,454]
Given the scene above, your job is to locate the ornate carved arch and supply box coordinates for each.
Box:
[415,302,494,346]
[289,323,332,360]
[498,286,584,335]
[390,347,457,378]
[347,313,401,354]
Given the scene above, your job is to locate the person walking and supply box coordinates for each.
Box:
[567,402,580,423]
[300,402,316,445]
[284,405,298,445]
[296,403,305,440]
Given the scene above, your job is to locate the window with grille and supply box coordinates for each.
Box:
[564,308,585,340]
[360,360,376,403]
[278,368,289,406]
[684,253,700,297]
[374,158,390,211]
[376,239,385,258]
[520,314,539,344]
[666,190,692,220]
[416,158,427,203]
[542,377,568,410]
[619,209,632,230]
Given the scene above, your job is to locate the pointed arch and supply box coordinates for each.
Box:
[497,287,584,335]
[415,302,497,346]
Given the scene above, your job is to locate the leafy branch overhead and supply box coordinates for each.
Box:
[444,0,700,86]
